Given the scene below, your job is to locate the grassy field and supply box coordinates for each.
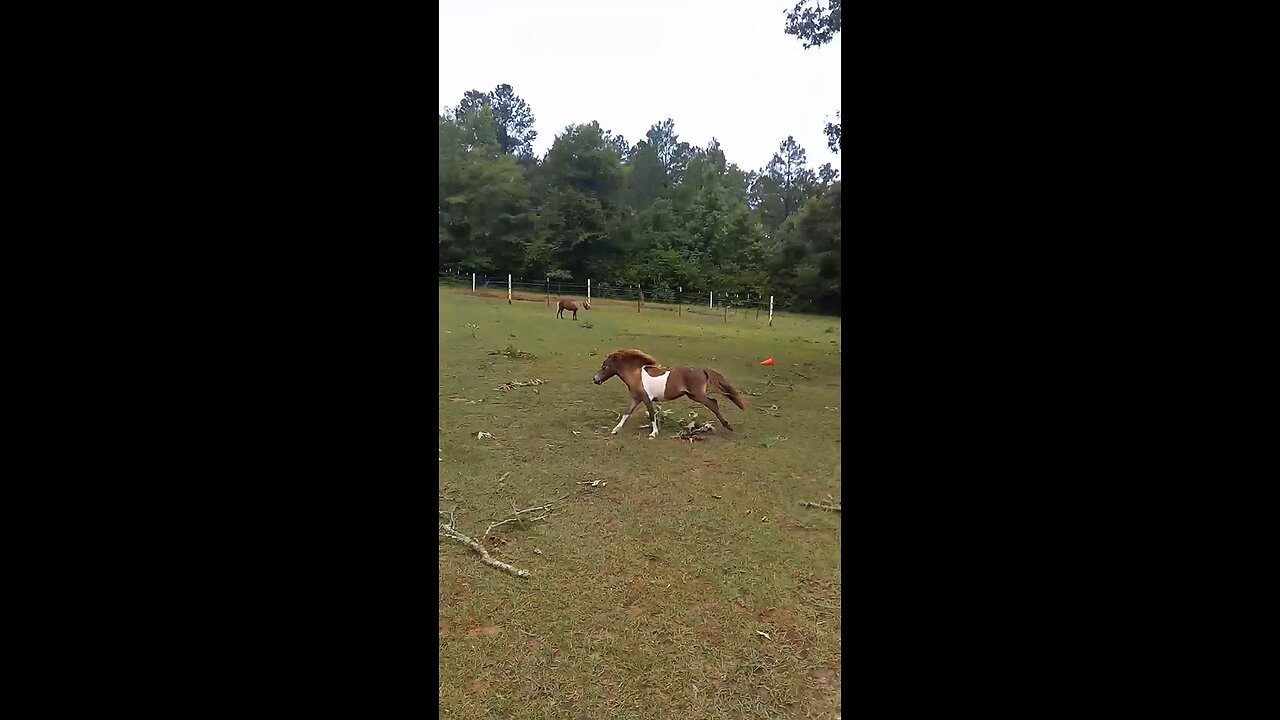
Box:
[438,286,842,719]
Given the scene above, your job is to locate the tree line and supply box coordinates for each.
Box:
[438,2,841,314]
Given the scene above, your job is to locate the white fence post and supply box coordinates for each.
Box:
[769,296,774,326]
[472,273,475,292]
[508,274,512,304]
[587,279,591,302]
[709,291,713,309]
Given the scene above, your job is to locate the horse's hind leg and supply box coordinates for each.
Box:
[689,389,733,431]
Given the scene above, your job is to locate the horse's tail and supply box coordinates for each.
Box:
[705,369,747,410]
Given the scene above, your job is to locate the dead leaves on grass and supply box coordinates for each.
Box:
[489,345,536,360]
[674,420,717,442]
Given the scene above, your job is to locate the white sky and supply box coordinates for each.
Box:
[439,0,841,175]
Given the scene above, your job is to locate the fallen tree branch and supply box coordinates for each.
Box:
[438,490,575,579]
[799,501,842,512]
[439,524,530,578]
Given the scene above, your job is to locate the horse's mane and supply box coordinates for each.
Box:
[607,348,658,366]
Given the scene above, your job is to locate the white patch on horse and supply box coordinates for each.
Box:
[611,414,630,434]
[641,369,670,402]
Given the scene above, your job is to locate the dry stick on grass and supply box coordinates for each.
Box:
[485,490,573,535]
[439,524,531,578]
[799,501,842,512]
[439,490,574,579]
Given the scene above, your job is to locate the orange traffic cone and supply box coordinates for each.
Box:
[760,357,775,366]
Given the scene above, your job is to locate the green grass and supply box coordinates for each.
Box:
[438,286,842,719]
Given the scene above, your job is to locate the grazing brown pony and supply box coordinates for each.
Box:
[556,299,590,319]
[592,348,747,438]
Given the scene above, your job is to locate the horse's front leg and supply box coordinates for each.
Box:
[612,395,640,434]
[642,397,659,439]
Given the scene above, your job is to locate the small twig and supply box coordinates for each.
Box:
[799,501,842,512]
[438,504,458,530]
[483,493,571,538]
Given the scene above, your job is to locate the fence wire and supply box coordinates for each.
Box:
[439,271,808,323]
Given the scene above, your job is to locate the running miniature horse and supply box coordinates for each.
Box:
[556,299,590,320]
[592,348,747,438]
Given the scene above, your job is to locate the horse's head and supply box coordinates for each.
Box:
[593,349,656,386]
[582,301,591,310]
[592,356,615,385]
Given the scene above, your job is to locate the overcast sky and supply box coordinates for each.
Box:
[439,0,840,175]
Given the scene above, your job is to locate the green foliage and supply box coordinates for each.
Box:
[454,84,538,157]
[768,182,841,314]
[439,97,842,313]
[784,0,841,49]
[438,108,534,274]
[825,111,841,154]
[783,2,841,157]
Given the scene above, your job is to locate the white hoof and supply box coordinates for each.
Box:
[611,429,618,435]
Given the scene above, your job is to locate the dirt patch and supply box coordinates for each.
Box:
[447,579,479,602]
[756,607,819,659]
[813,666,841,693]
[696,626,725,645]
[794,573,841,618]
[466,625,502,639]
[625,604,646,617]
[622,575,647,605]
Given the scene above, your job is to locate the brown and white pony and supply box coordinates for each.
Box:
[557,299,590,319]
[592,349,747,438]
